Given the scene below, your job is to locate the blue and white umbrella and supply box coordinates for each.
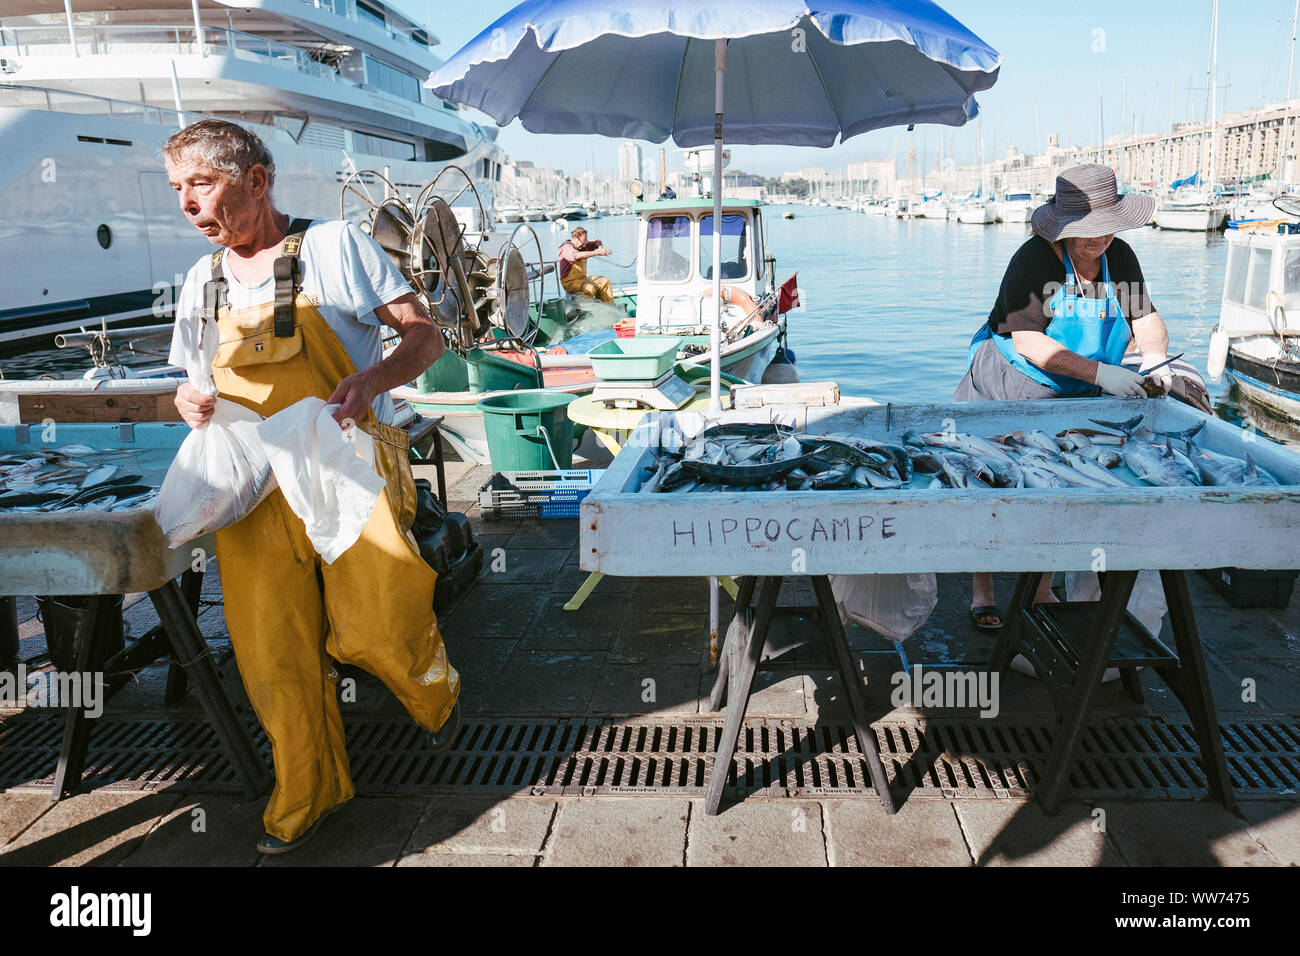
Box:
[429,1,999,663]
[429,0,1001,408]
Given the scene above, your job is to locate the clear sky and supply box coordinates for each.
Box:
[393,1,1300,178]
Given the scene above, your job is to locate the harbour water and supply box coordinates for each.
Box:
[6,204,1294,443]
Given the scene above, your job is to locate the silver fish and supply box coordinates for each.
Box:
[1022,465,1064,488]
[1092,416,1201,487]
[1186,446,1279,487]
[1059,451,1130,487]
[920,431,1017,465]
[80,464,119,489]
[1017,451,1112,488]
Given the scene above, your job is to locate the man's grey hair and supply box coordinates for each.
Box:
[162,119,275,190]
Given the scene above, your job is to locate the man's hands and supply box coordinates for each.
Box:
[175,382,216,428]
[326,371,375,428]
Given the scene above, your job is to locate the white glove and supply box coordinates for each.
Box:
[1140,353,1174,391]
[1094,362,1148,398]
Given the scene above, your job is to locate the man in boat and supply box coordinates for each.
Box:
[954,163,1178,632]
[164,119,460,854]
[558,226,615,302]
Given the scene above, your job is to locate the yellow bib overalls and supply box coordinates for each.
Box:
[559,243,615,303]
[203,221,459,843]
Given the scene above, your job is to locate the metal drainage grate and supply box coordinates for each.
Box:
[2,714,1299,801]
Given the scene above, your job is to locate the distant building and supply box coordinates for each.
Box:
[618,142,643,184]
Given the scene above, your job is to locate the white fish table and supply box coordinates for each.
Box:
[581,396,1300,816]
[0,422,268,800]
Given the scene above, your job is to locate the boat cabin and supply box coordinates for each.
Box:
[1221,228,1300,334]
[632,198,770,332]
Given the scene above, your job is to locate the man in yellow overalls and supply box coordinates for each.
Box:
[558,226,615,302]
[164,119,460,854]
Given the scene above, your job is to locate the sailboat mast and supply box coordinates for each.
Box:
[1209,0,1219,195]
[1282,0,1299,183]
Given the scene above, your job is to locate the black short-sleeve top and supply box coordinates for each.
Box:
[988,234,1157,336]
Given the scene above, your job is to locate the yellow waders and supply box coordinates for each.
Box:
[560,254,614,303]
[205,228,459,843]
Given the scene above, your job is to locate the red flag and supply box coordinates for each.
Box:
[778,274,800,314]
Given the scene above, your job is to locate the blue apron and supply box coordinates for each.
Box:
[967,246,1132,396]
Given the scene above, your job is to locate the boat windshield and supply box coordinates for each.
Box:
[1286,248,1300,314]
[699,214,749,280]
[645,215,692,281]
[1225,244,1249,304]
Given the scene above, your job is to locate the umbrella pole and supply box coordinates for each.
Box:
[710,37,725,414]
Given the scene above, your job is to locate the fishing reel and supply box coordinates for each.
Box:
[341,167,547,353]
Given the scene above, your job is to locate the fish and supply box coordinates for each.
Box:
[918,431,1017,465]
[984,456,1024,489]
[935,453,992,489]
[54,444,97,456]
[799,434,912,481]
[681,448,827,486]
[1058,451,1130,487]
[1091,416,1201,487]
[1016,452,1113,488]
[1022,465,1065,488]
[80,464,119,489]
[1025,429,1062,454]
[1094,449,1123,469]
[1182,444,1279,487]
[699,422,792,441]
[852,465,901,490]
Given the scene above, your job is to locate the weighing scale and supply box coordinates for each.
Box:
[590,368,696,409]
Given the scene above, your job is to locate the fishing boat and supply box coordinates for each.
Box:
[389,192,796,463]
[0,0,503,347]
[1208,220,1300,421]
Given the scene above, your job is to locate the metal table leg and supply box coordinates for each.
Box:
[163,568,203,706]
[812,575,896,813]
[709,576,756,711]
[0,596,18,672]
[705,576,780,815]
[1157,570,1236,811]
[149,579,269,799]
[989,571,1041,673]
[1036,569,1138,814]
[51,595,115,800]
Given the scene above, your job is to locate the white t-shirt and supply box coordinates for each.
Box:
[169,219,412,424]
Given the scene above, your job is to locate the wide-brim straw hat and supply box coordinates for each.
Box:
[1031,164,1155,241]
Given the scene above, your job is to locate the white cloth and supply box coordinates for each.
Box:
[257,398,387,564]
[168,219,411,423]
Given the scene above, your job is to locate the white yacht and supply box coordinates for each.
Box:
[0,0,505,345]
[996,191,1034,223]
[955,199,997,224]
[1154,192,1228,231]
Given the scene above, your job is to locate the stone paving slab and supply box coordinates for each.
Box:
[824,800,972,866]
[0,792,51,845]
[1238,802,1300,866]
[519,597,622,651]
[399,795,555,863]
[1096,801,1283,867]
[483,648,605,713]
[702,669,805,718]
[120,795,263,867]
[439,583,549,641]
[588,664,701,715]
[952,800,1124,867]
[260,796,429,867]
[609,614,707,664]
[687,799,827,866]
[543,798,688,867]
[0,792,181,867]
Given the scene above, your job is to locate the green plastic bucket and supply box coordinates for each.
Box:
[476,392,577,471]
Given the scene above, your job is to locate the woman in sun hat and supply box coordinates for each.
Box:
[954,163,1168,631]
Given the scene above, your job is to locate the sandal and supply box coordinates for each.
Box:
[969,605,1003,631]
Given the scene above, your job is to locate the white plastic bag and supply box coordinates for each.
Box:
[1064,570,1168,636]
[154,316,277,547]
[829,573,939,641]
[257,397,386,564]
